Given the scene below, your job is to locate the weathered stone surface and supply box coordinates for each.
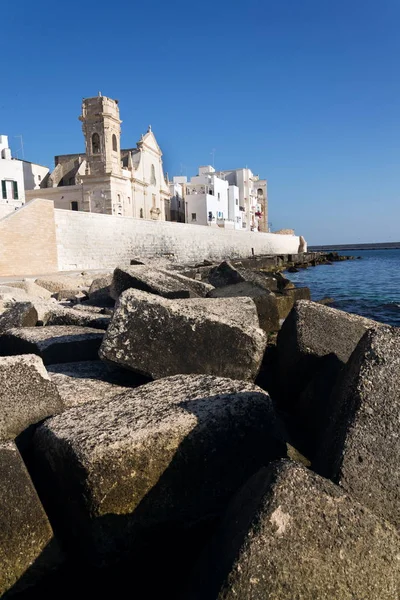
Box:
[207,282,280,333]
[5,280,53,300]
[33,375,285,564]
[158,268,215,297]
[0,326,104,365]
[277,300,381,406]
[0,354,62,441]
[283,286,311,303]
[187,460,400,600]
[0,285,31,302]
[35,274,93,294]
[208,261,245,288]
[0,302,38,331]
[88,274,113,306]
[275,293,295,320]
[100,289,266,381]
[110,265,193,300]
[314,326,400,530]
[0,441,61,596]
[52,288,89,302]
[236,268,278,292]
[43,305,110,330]
[48,360,147,409]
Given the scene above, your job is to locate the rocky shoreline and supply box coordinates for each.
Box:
[0,251,398,599]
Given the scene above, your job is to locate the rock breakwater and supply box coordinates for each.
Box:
[0,251,398,599]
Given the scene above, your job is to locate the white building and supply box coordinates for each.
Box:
[185,166,241,229]
[169,176,186,222]
[0,135,49,218]
[25,94,170,220]
[219,168,268,233]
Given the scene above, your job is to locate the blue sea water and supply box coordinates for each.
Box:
[285,249,400,327]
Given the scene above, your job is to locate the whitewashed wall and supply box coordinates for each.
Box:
[55,208,303,270]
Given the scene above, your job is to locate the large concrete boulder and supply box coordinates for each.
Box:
[207,282,280,333]
[4,280,53,300]
[315,326,400,530]
[158,268,215,297]
[0,441,61,596]
[0,354,62,441]
[187,460,400,600]
[48,360,147,409]
[33,375,285,565]
[35,274,93,294]
[0,326,104,365]
[110,265,194,300]
[0,301,38,331]
[208,261,245,288]
[43,305,110,330]
[276,301,381,452]
[100,289,266,381]
[88,274,114,306]
[236,268,278,292]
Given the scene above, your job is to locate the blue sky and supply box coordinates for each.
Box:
[1,0,399,244]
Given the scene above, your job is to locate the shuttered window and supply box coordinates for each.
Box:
[1,181,6,199]
[13,181,18,199]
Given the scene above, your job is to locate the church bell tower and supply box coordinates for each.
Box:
[79,93,122,176]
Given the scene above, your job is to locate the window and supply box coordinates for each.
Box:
[218,192,220,200]
[128,197,131,204]
[71,201,78,211]
[92,133,100,154]
[1,180,18,200]
[140,208,144,218]
[257,188,263,197]
[117,194,121,203]
[38,175,41,182]
[236,198,238,205]
[191,213,197,222]
[208,211,212,221]
[152,194,156,207]
[112,134,118,152]
[151,164,156,186]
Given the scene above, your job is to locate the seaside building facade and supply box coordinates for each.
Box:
[25,94,170,220]
[219,168,268,233]
[0,135,49,218]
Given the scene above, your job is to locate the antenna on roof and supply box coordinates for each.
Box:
[14,135,24,160]
[98,91,102,97]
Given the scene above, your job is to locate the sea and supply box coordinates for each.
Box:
[285,246,400,327]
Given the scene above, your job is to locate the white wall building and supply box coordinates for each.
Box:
[25,94,170,221]
[0,136,50,218]
[185,166,235,228]
[219,168,268,233]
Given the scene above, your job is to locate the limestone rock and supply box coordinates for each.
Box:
[35,274,93,294]
[33,374,285,564]
[4,280,53,300]
[275,293,295,320]
[43,305,110,330]
[0,285,30,302]
[0,302,38,331]
[314,326,400,530]
[48,360,147,409]
[0,354,62,441]
[208,261,245,288]
[237,268,278,292]
[0,441,61,596]
[187,460,400,600]
[0,326,104,365]
[110,265,194,300]
[283,286,311,303]
[88,274,114,306]
[277,300,381,406]
[207,282,280,333]
[100,289,266,381]
[158,268,215,297]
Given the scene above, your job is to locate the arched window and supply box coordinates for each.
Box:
[140,208,144,218]
[92,133,100,154]
[257,188,263,197]
[150,164,156,186]
[112,134,118,152]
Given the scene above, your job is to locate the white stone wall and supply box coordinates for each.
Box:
[54,208,302,271]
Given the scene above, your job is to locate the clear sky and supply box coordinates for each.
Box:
[1,0,399,244]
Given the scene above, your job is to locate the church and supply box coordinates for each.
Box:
[26,94,171,220]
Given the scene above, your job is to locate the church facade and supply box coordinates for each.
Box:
[26,94,170,220]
